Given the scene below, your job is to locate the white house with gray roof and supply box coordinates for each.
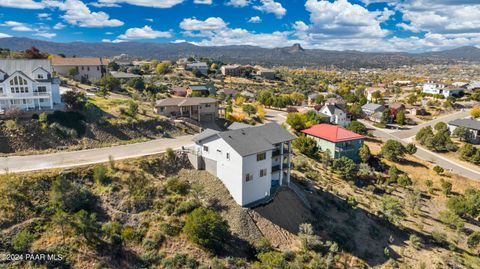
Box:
[319,104,350,127]
[0,59,61,113]
[187,122,295,207]
[448,118,480,144]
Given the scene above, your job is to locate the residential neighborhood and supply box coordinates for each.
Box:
[1,3,480,267]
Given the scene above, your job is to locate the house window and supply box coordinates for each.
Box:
[260,169,267,177]
[97,66,100,71]
[205,104,211,107]
[37,86,47,93]
[217,149,222,153]
[81,66,84,71]
[87,67,90,71]
[203,146,209,152]
[226,153,230,160]
[0,87,3,94]
[246,173,253,182]
[37,74,44,79]
[160,107,165,112]
[257,152,266,161]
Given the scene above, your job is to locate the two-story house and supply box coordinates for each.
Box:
[187,122,295,207]
[51,57,108,81]
[319,104,350,127]
[301,123,364,162]
[154,97,219,122]
[0,59,61,113]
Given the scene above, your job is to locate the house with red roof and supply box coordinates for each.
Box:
[301,123,365,161]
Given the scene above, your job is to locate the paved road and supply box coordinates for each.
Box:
[0,135,194,173]
[392,110,470,139]
[359,119,480,181]
[265,108,288,124]
[0,109,288,174]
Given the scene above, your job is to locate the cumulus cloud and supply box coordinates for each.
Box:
[35,32,56,38]
[95,0,184,8]
[53,22,66,29]
[180,17,227,31]
[226,0,249,7]
[0,33,12,38]
[118,25,171,40]
[37,13,52,20]
[1,21,34,32]
[253,0,286,19]
[248,16,262,23]
[194,0,212,4]
[44,0,124,27]
[0,0,44,9]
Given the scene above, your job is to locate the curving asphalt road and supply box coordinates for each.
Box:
[0,135,194,173]
[359,113,480,181]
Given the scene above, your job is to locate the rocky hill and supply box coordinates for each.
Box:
[0,37,479,68]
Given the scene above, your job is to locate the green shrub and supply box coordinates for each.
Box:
[93,164,108,185]
[12,229,35,252]
[165,177,190,195]
[175,199,200,215]
[183,208,229,252]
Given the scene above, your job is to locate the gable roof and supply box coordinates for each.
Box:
[155,97,217,107]
[301,124,364,143]
[362,103,385,111]
[51,57,107,66]
[322,104,344,115]
[192,128,220,142]
[228,122,253,130]
[448,118,480,131]
[0,59,52,80]
[194,122,295,157]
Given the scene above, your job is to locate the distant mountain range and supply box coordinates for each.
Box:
[1,37,480,68]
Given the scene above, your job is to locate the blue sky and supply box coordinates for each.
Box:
[1,0,480,52]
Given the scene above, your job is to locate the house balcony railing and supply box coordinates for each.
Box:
[335,145,356,152]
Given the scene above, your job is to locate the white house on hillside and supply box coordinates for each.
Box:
[422,82,464,98]
[319,104,350,127]
[0,59,61,113]
[187,122,295,207]
[51,57,108,81]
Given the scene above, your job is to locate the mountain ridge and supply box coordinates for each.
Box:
[0,37,479,68]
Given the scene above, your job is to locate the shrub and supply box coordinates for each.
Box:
[183,208,229,252]
[12,229,35,252]
[467,232,480,249]
[175,199,200,215]
[50,175,95,213]
[332,156,356,179]
[165,177,190,195]
[440,179,452,196]
[292,136,318,158]
[431,230,448,246]
[93,164,108,185]
[255,251,288,269]
[347,121,368,135]
[409,234,422,249]
[380,140,406,162]
[433,165,444,175]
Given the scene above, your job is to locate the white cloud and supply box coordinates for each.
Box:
[247,16,261,23]
[0,33,12,38]
[102,38,125,43]
[253,0,286,19]
[303,0,388,39]
[377,8,394,22]
[0,0,44,9]
[105,31,114,35]
[173,39,187,43]
[180,17,227,31]
[1,21,34,32]
[226,0,249,7]
[146,18,154,22]
[118,25,171,40]
[35,32,56,38]
[37,13,52,20]
[44,0,124,28]
[89,2,121,7]
[194,0,212,4]
[96,0,184,8]
[53,22,66,29]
